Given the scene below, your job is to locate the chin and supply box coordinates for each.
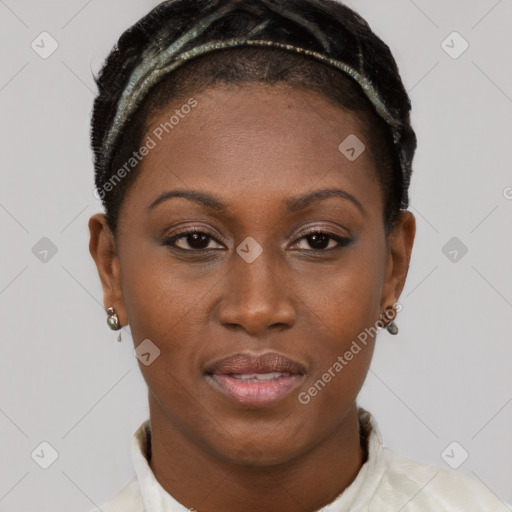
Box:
[209,427,312,468]
[225,445,296,467]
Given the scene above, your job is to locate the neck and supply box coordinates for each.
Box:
[147,395,365,512]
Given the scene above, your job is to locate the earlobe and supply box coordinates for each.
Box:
[88,213,127,327]
[380,210,416,313]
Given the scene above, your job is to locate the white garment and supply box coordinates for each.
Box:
[96,408,507,511]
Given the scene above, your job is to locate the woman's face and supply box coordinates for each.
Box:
[90,83,414,466]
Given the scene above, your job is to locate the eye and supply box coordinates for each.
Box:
[291,229,353,251]
[163,230,225,251]
[163,228,351,252]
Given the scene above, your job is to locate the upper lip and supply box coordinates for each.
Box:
[205,352,306,376]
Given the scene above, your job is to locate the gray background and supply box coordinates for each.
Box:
[0,0,511,510]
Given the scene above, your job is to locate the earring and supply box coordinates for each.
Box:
[384,305,399,335]
[386,320,399,335]
[106,306,122,342]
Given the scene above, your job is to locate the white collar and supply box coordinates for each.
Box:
[129,407,387,512]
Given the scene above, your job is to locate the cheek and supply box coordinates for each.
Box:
[294,242,386,399]
[298,247,385,338]
[120,246,207,341]
[293,269,380,421]
[119,248,222,391]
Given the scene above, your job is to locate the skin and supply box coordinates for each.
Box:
[89,82,415,512]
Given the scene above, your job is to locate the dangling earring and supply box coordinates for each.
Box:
[384,305,399,335]
[386,320,399,335]
[106,306,122,342]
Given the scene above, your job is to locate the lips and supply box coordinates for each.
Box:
[205,352,306,376]
[204,352,306,408]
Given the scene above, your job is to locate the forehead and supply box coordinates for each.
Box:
[121,83,381,218]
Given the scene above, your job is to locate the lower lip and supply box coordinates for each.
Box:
[208,374,303,408]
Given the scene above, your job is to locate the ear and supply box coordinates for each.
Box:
[88,213,127,327]
[380,210,416,313]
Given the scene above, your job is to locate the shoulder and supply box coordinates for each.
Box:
[373,447,506,511]
[89,479,144,512]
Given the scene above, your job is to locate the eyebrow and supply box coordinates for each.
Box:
[146,188,365,215]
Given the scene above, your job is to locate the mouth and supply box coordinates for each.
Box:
[204,352,306,408]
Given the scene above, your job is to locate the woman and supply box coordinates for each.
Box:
[88,0,501,510]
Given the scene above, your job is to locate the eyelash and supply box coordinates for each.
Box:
[162,227,352,252]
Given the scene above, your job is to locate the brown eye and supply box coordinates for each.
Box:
[291,231,353,251]
[163,231,224,251]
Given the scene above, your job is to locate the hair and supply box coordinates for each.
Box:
[91,0,416,239]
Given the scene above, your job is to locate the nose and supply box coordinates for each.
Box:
[217,249,296,336]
